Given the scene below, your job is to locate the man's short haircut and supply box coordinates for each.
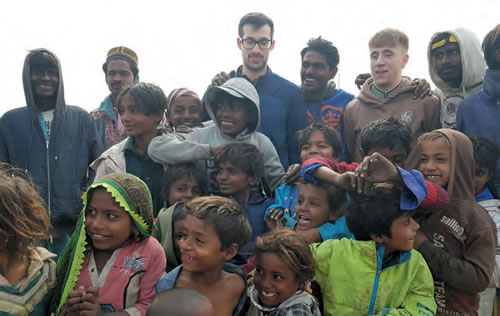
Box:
[299,178,346,218]
[346,185,410,240]
[238,12,274,39]
[360,117,412,155]
[184,196,252,250]
[482,24,500,70]
[214,143,264,179]
[300,36,340,69]
[118,82,167,116]
[161,163,208,206]
[369,28,409,53]
[417,130,450,147]
[147,288,213,316]
[296,123,342,158]
[470,136,499,179]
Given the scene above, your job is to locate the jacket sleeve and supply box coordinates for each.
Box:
[416,225,497,293]
[147,131,211,165]
[85,114,104,188]
[260,135,285,191]
[265,184,288,213]
[372,257,437,316]
[286,89,307,166]
[422,96,441,132]
[123,239,166,316]
[342,101,356,163]
[309,241,335,290]
[0,118,9,163]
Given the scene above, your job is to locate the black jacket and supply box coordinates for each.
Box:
[0,49,103,237]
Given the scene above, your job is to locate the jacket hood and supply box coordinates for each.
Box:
[358,77,415,107]
[23,48,66,114]
[205,78,261,137]
[428,28,486,94]
[435,129,475,200]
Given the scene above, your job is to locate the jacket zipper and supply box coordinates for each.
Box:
[368,270,381,314]
[46,139,53,243]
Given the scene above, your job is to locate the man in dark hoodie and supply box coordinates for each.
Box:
[458,24,500,198]
[0,49,103,255]
[343,28,441,169]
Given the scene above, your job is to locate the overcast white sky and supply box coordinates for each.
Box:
[1,0,498,115]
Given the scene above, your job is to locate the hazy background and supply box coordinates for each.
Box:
[1,0,498,114]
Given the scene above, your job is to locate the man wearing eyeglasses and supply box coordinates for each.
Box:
[209,12,307,169]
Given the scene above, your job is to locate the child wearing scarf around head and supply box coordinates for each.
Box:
[51,173,166,316]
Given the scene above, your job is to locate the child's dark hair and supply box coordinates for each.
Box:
[470,136,499,179]
[184,196,252,250]
[85,187,147,243]
[0,163,50,256]
[253,230,315,291]
[214,143,264,179]
[346,185,409,240]
[300,36,339,69]
[118,82,167,116]
[162,163,208,206]
[360,117,411,155]
[296,123,342,158]
[482,24,500,70]
[299,178,346,218]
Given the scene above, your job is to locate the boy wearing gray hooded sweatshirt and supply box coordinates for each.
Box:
[148,78,284,195]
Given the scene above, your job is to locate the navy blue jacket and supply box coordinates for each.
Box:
[0,49,103,237]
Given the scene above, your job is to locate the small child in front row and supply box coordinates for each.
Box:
[266,123,358,242]
[153,162,207,272]
[147,288,215,316]
[246,230,321,316]
[156,196,252,316]
[311,185,437,315]
[0,164,57,316]
[470,136,500,316]
[51,173,166,316]
[214,143,273,257]
[416,129,497,315]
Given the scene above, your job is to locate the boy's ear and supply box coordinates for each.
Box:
[328,210,340,222]
[370,233,385,244]
[223,243,239,261]
[248,175,259,186]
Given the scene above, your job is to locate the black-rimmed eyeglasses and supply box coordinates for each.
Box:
[240,38,272,49]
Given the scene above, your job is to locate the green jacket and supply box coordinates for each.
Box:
[310,239,436,315]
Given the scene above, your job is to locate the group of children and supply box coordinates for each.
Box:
[1,26,500,316]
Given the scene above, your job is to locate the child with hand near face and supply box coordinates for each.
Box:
[266,124,358,242]
[51,173,165,316]
[246,230,321,316]
[416,129,497,315]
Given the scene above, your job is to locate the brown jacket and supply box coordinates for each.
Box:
[343,77,441,169]
[417,129,497,315]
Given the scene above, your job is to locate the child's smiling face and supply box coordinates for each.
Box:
[254,252,300,307]
[376,213,420,254]
[295,183,332,231]
[177,215,234,272]
[300,131,337,162]
[85,189,135,251]
[418,138,451,188]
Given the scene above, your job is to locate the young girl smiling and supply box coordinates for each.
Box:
[52,173,165,316]
[247,230,321,316]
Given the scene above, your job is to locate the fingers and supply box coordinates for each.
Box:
[212,72,230,86]
[284,164,301,185]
